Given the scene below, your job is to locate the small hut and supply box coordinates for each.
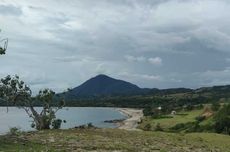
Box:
[157,106,162,110]
[171,110,177,115]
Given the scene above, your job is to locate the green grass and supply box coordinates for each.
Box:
[185,133,230,151]
[139,109,203,131]
[0,128,229,152]
[0,135,52,151]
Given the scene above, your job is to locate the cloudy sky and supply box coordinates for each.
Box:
[1,0,230,93]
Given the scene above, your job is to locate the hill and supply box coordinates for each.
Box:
[61,74,143,98]
[61,85,230,108]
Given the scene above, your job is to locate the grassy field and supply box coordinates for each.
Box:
[0,128,230,152]
[139,109,203,131]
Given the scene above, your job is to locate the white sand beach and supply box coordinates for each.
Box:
[117,108,143,131]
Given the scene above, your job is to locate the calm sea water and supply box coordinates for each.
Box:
[0,107,126,134]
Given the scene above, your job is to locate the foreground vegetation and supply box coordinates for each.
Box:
[0,128,230,152]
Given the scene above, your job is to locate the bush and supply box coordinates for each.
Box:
[143,123,152,131]
[214,104,230,135]
[195,116,206,122]
[143,107,155,116]
[185,105,194,111]
[170,123,185,131]
[155,123,163,131]
[52,119,63,129]
[75,123,97,129]
[197,104,204,110]
[215,119,230,135]
[8,127,22,136]
[199,124,215,132]
[170,122,202,133]
[186,122,202,133]
[87,123,94,128]
[211,102,221,111]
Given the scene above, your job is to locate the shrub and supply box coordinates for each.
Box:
[195,116,206,122]
[197,104,204,110]
[214,104,230,135]
[8,127,22,136]
[155,123,163,131]
[52,119,63,129]
[75,123,97,129]
[186,122,202,133]
[143,107,155,116]
[185,105,194,111]
[170,123,185,131]
[170,122,202,133]
[143,123,152,131]
[87,123,94,128]
[211,102,221,111]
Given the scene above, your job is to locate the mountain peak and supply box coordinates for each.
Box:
[65,74,142,97]
[93,74,111,79]
[95,74,108,77]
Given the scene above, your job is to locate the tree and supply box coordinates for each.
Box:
[0,30,8,55]
[0,75,65,130]
[143,106,154,116]
[214,104,230,135]
[211,102,220,111]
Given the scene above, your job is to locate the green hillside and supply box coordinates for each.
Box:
[139,109,204,131]
[62,85,230,108]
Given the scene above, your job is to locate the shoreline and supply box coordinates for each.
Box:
[116,108,143,131]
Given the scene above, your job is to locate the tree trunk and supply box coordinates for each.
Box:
[30,106,50,130]
[35,118,50,130]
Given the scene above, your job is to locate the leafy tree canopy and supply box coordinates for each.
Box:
[0,75,65,130]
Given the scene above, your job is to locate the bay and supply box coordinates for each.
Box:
[0,107,126,134]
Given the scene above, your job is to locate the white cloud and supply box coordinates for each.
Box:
[148,57,162,65]
[139,74,161,80]
[61,20,84,30]
[124,55,146,62]
[125,55,162,65]
[119,71,161,81]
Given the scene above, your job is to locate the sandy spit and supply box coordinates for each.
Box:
[116,108,143,131]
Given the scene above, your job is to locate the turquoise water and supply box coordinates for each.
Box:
[0,107,126,134]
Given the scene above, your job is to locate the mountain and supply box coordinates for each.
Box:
[62,74,143,98]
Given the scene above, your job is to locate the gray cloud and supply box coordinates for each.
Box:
[0,0,230,93]
[0,5,22,16]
